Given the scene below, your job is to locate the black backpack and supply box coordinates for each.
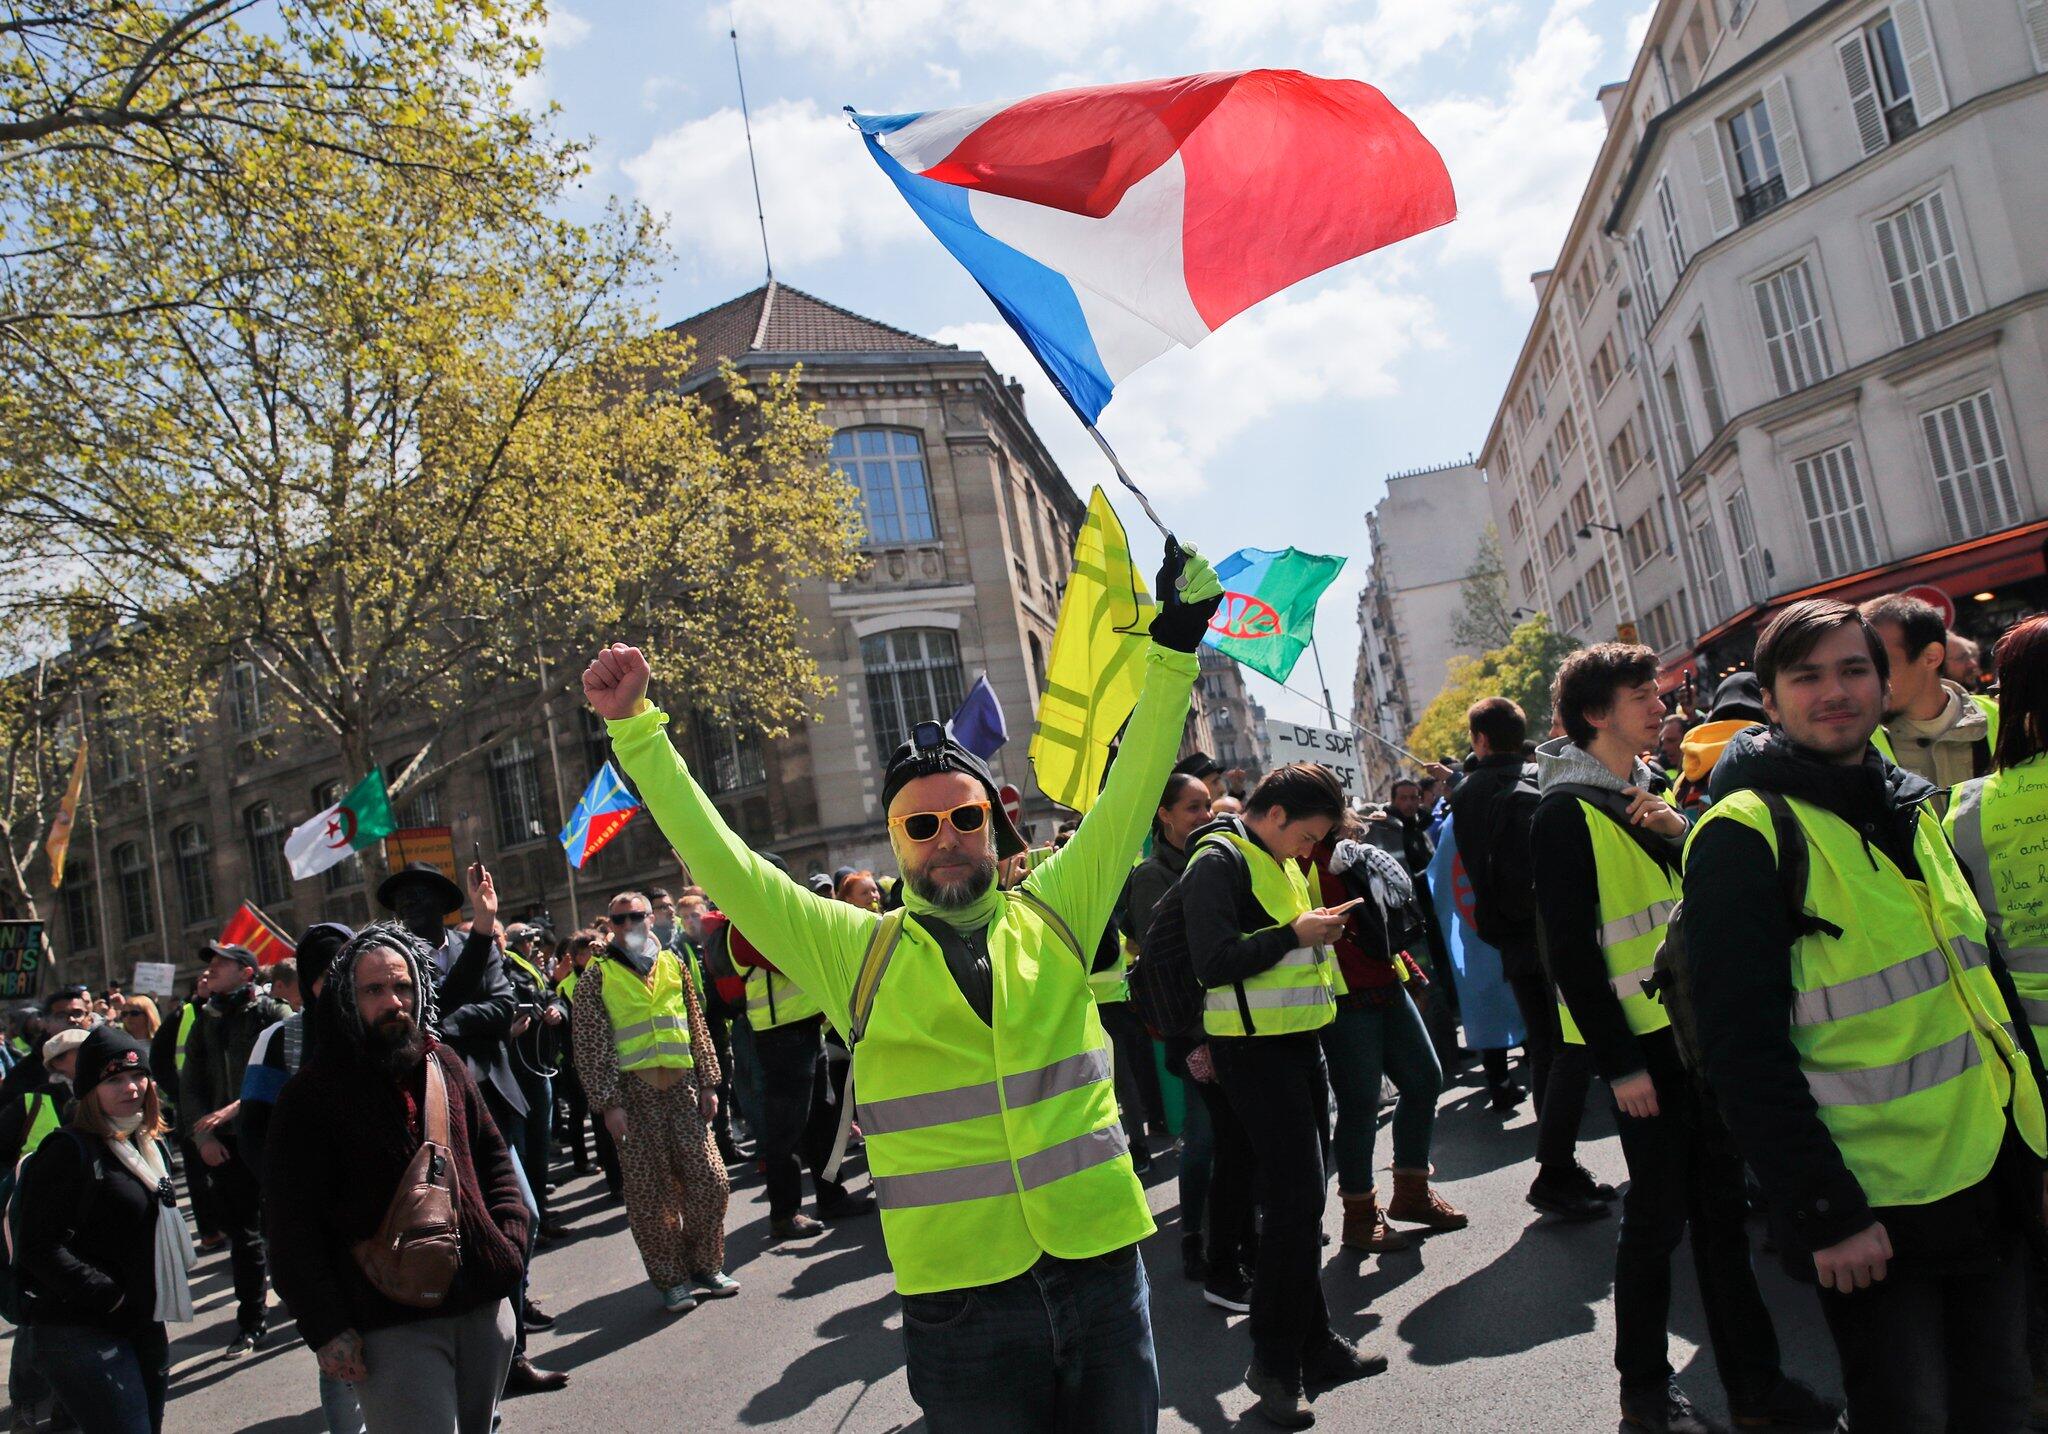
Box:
[1644,790,1840,1071]
[1126,877,1207,1041]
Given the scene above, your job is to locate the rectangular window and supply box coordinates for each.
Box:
[1606,423,1643,487]
[831,428,938,547]
[115,843,153,940]
[698,718,767,795]
[1569,255,1600,319]
[1537,333,1560,387]
[1583,558,1613,610]
[1874,190,1971,345]
[1641,596,1682,652]
[1726,486,1768,603]
[1921,390,2023,538]
[1752,260,1834,396]
[1867,14,1919,141]
[1555,408,1579,456]
[64,866,97,951]
[1588,334,1621,396]
[1631,227,1663,313]
[174,824,215,926]
[861,628,966,761]
[1624,512,1662,569]
[1656,174,1687,278]
[1793,444,1881,574]
[244,804,289,908]
[489,736,546,848]
[1688,492,1735,619]
[230,660,271,733]
[1662,365,1697,467]
[1557,587,1584,631]
[1520,558,1538,597]
[1688,324,1727,434]
[1542,521,1569,569]
[1726,97,1787,222]
[1569,486,1594,531]
[1507,500,1525,539]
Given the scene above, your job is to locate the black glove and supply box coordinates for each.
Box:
[1148,538,1223,653]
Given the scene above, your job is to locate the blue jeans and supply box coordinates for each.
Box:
[319,1371,366,1434]
[1320,992,1442,1194]
[35,1322,168,1434]
[901,1247,1158,1433]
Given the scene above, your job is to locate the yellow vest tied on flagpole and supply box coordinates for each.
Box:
[1030,487,1154,814]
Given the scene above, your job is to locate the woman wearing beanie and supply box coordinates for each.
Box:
[14,1026,197,1433]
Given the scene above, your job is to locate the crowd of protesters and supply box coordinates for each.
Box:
[4,563,2045,1434]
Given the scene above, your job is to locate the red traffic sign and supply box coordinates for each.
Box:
[1899,584,1955,628]
[998,783,1023,827]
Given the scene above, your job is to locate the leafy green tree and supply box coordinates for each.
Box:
[1407,612,1580,761]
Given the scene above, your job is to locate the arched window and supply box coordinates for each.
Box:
[114,841,154,940]
[173,824,215,926]
[831,428,936,547]
[245,801,289,906]
[861,628,965,759]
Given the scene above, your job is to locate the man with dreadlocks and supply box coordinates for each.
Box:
[264,923,529,1434]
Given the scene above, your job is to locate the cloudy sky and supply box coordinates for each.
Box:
[533,0,1655,734]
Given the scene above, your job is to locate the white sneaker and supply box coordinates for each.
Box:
[661,1284,698,1314]
[693,1270,741,1299]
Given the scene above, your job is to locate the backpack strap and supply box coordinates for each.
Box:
[846,909,909,1049]
[1009,886,1083,964]
[1757,791,1842,941]
[422,1053,451,1149]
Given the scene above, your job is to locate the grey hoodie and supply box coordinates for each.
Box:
[1533,735,1656,798]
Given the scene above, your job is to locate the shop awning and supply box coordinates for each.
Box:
[1691,519,2048,656]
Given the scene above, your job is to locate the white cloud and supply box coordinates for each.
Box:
[640,74,687,113]
[509,5,592,111]
[1320,0,1514,78]
[623,98,923,273]
[924,61,962,91]
[726,0,1157,67]
[934,270,1441,500]
[1409,0,1612,301]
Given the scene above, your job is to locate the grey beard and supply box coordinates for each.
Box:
[908,856,996,909]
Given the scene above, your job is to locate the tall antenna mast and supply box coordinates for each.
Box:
[728,19,773,282]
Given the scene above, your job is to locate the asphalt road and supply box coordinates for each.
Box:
[1,1056,1843,1433]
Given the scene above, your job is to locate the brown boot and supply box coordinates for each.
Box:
[1340,1190,1409,1253]
[1386,1167,1468,1231]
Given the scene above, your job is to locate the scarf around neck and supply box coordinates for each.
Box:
[100,1134,196,1323]
[901,872,1005,932]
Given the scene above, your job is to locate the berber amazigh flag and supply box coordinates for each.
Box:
[850,71,1456,425]
[560,761,641,869]
[285,769,396,881]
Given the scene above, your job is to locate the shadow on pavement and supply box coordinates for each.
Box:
[737,1285,905,1426]
[1398,1216,1618,1364]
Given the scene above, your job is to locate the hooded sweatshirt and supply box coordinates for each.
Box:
[1685,725,2047,1274]
[1528,737,1685,1083]
[1881,678,1990,791]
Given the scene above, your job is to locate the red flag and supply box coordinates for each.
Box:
[217,902,296,966]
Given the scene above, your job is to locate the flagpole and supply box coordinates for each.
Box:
[1309,635,1338,729]
[77,693,113,991]
[1085,425,1175,546]
[534,641,581,932]
[136,728,172,963]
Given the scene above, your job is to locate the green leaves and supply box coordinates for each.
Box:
[1406,612,1582,764]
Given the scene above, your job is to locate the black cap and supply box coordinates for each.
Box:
[376,861,463,916]
[806,873,834,896]
[879,720,1027,859]
[1173,751,1224,780]
[201,942,258,971]
[1709,672,1767,724]
[72,1026,150,1105]
[293,923,354,993]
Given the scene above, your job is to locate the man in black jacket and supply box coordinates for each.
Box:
[1686,599,2048,1433]
[1447,696,1606,1218]
[1533,647,1832,1434]
[183,942,292,1355]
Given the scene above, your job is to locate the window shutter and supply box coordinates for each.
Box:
[1836,32,1888,157]
[1762,76,1811,196]
[1891,0,1950,122]
[2024,0,2048,75]
[1688,121,1738,238]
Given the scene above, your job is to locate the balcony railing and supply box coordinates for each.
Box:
[1736,175,1787,225]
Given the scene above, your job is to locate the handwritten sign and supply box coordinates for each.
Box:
[1267,723,1369,810]
[0,921,45,1000]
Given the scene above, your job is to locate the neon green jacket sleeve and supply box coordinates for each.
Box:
[1022,643,1199,960]
[605,704,875,1034]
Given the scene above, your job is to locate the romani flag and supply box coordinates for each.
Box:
[560,762,640,869]
[285,769,397,881]
[218,902,295,966]
[1201,546,1346,683]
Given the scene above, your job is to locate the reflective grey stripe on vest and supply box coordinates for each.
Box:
[1607,965,1655,1003]
[2004,947,2048,976]
[1791,948,1956,1027]
[871,1124,1130,1210]
[615,1015,689,1043]
[1600,900,1676,949]
[1203,984,1334,1012]
[859,1048,1113,1139]
[1804,1029,1981,1107]
[1947,778,1998,931]
[1273,948,1324,969]
[2022,998,2048,1028]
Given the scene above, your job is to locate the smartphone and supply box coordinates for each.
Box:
[472,841,483,867]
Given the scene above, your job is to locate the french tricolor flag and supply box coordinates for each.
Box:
[852,71,1455,426]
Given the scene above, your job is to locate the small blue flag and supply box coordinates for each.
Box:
[949,674,1008,760]
[559,761,641,869]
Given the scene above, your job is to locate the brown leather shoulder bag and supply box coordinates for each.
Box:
[352,1053,460,1309]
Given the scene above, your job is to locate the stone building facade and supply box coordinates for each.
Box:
[44,283,1093,990]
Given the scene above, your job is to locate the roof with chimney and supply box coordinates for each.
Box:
[667,280,953,385]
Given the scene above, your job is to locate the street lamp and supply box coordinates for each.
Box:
[1577,522,1624,539]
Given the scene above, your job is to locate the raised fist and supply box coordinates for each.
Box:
[583,644,652,721]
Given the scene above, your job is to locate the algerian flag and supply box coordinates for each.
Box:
[285,769,397,881]
[1201,546,1347,682]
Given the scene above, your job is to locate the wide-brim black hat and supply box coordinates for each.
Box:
[376,861,463,916]
[880,735,1027,859]
[1709,671,1768,724]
